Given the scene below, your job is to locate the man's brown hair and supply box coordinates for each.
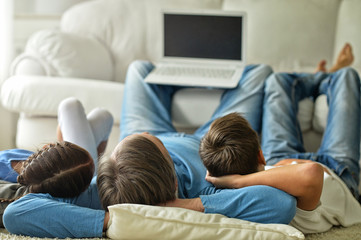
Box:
[97,135,177,210]
[199,112,260,177]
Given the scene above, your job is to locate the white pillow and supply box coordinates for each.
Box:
[107,204,304,240]
[12,29,114,81]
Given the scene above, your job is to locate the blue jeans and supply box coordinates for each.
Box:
[262,67,361,198]
[120,60,272,139]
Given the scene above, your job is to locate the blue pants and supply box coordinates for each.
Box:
[262,68,361,198]
[120,60,271,139]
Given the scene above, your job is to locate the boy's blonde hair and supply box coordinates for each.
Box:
[199,112,260,177]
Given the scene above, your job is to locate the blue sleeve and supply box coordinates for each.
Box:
[200,186,296,224]
[0,149,33,182]
[71,177,102,209]
[3,193,105,238]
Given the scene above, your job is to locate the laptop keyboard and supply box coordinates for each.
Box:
[154,66,235,79]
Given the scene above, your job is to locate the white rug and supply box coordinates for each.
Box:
[1,224,361,240]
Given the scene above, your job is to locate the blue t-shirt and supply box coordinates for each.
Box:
[4,135,296,238]
[0,149,34,182]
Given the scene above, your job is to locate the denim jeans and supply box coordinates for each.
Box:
[118,61,298,224]
[262,67,361,198]
[120,60,273,139]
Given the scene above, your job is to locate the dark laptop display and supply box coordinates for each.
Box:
[164,13,243,61]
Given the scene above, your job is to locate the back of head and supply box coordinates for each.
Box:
[97,135,177,210]
[199,112,260,177]
[17,141,94,198]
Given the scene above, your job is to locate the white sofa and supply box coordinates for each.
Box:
[1,0,361,163]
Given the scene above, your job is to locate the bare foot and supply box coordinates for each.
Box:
[56,125,63,141]
[329,43,354,72]
[314,60,327,73]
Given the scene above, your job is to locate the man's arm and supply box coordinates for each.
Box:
[165,187,296,224]
[206,162,324,211]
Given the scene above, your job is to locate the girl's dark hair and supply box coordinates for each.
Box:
[17,141,94,198]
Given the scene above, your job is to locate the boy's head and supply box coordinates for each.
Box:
[199,112,262,177]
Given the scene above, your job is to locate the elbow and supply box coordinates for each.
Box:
[299,163,324,209]
[300,163,324,191]
[3,203,21,235]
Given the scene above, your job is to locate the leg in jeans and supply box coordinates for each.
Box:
[120,60,183,139]
[262,72,326,163]
[194,64,273,139]
[262,69,360,198]
[317,67,360,197]
[58,97,113,173]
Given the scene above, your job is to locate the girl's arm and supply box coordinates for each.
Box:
[205,162,324,211]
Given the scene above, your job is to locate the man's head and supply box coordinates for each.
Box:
[199,112,263,177]
[97,133,177,210]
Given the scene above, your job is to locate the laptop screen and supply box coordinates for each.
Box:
[164,12,243,61]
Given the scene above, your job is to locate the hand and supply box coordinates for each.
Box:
[205,171,241,189]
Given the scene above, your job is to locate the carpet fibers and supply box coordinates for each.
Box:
[1,224,361,239]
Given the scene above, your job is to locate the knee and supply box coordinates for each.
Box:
[93,108,114,130]
[334,67,360,89]
[258,64,273,76]
[246,64,273,79]
[58,97,83,115]
[264,73,287,93]
[127,60,154,79]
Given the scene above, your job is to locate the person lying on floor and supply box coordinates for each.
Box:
[0,97,113,228]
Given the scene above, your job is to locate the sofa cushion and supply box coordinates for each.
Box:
[222,0,340,73]
[107,204,304,240]
[12,29,114,81]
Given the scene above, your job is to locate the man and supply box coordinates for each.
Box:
[97,61,296,221]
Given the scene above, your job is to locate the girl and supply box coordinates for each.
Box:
[0,97,113,226]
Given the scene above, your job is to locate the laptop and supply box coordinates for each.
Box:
[144,9,247,89]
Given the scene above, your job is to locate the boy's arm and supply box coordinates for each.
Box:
[206,162,324,211]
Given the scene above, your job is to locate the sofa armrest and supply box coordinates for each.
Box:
[1,75,123,124]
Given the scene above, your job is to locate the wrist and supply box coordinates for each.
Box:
[164,198,204,212]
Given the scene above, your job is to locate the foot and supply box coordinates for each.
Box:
[314,60,327,73]
[329,43,354,72]
[56,125,63,141]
